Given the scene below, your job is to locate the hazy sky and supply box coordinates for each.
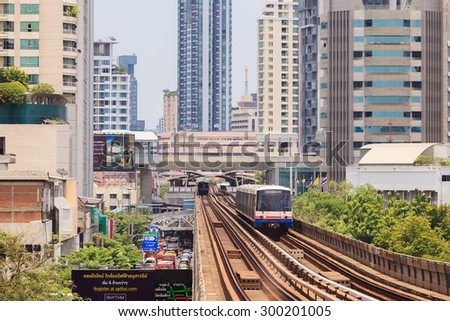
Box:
[94,0,266,130]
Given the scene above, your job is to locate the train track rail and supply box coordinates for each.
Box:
[206,187,450,300]
[283,230,442,301]
[200,195,303,300]
[202,192,375,301]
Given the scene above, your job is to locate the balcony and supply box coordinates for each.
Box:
[63,65,77,77]
[0,13,13,21]
[62,28,77,40]
[63,81,76,94]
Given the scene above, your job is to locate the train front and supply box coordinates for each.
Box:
[255,188,293,230]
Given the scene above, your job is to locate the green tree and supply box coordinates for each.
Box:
[0,230,78,301]
[345,185,384,244]
[0,81,27,104]
[159,185,168,198]
[65,237,141,269]
[0,66,29,88]
[31,82,55,94]
[388,213,449,260]
[254,171,266,185]
[103,210,152,245]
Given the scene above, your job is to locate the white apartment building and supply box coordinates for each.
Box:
[93,40,131,131]
[0,0,93,197]
[257,0,300,134]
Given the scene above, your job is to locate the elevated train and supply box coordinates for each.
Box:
[197,181,210,196]
[235,184,293,231]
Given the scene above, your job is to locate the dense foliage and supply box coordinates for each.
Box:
[65,236,141,269]
[293,182,450,262]
[0,67,29,88]
[0,231,78,300]
[31,82,55,94]
[0,81,27,104]
[64,210,151,269]
[254,171,266,185]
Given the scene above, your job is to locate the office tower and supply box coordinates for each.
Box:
[93,40,131,131]
[0,0,93,197]
[118,55,139,131]
[163,90,178,133]
[319,0,449,181]
[177,0,232,131]
[257,0,300,134]
[299,0,319,149]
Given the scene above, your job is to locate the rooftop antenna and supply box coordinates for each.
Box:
[245,65,249,97]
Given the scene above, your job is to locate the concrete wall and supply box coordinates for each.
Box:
[347,165,450,205]
[294,220,450,296]
[0,220,53,245]
[0,124,70,177]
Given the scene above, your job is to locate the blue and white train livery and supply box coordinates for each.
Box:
[236,184,293,230]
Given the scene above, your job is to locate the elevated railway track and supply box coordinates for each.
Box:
[195,186,449,301]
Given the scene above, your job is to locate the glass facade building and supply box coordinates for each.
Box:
[177,0,232,131]
[319,0,449,181]
[299,0,319,148]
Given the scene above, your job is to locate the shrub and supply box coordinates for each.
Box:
[0,66,29,88]
[413,155,434,166]
[0,81,27,104]
[31,82,55,94]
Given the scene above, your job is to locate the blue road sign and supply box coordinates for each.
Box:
[142,235,159,251]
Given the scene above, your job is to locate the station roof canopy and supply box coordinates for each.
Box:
[359,143,438,165]
[216,170,256,184]
[168,171,205,183]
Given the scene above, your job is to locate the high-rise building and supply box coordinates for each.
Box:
[231,66,258,132]
[163,90,178,133]
[157,117,165,133]
[93,40,131,131]
[0,0,93,197]
[118,55,139,131]
[257,0,300,134]
[319,0,450,181]
[299,0,319,148]
[177,0,232,132]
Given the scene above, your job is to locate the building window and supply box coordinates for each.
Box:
[442,175,450,182]
[96,194,103,199]
[366,96,409,103]
[123,194,130,200]
[4,21,14,32]
[3,39,14,50]
[110,194,117,199]
[20,39,39,50]
[20,22,39,32]
[4,57,14,67]
[20,4,39,14]
[20,57,39,67]
[3,4,14,14]
[29,74,39,84]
